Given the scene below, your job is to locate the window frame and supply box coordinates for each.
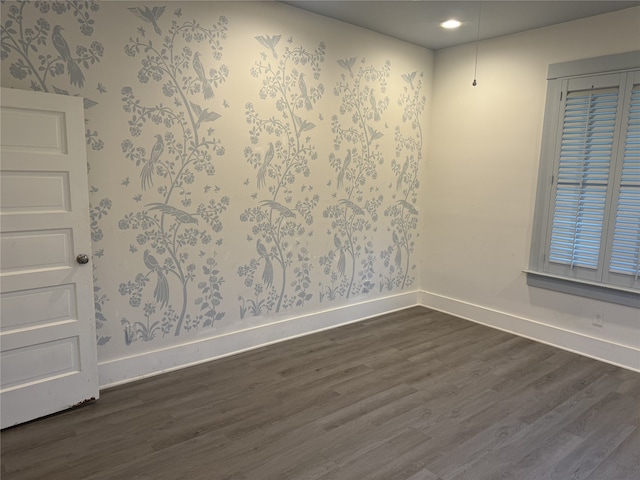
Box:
[527,51,640,308]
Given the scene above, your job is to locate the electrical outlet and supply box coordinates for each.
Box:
[593,313,604,327]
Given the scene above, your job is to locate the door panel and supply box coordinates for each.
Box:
[0,87,99,428]
[1,171,71,213]
[1,284,77,331]
[1,107,67,152]
[1,228,74,273]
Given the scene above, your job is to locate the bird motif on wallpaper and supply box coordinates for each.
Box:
[189,101,221,127]
[392,231,402,267]
[292,114,315,134]
[128,6,165,35]
[146,203,199,224]
[192,52,214,100]
[257,142,274,189]
[337,57,357,78]
[369,90,380,121]
[337,149,351,189]
[259,200,296,218]
[298,73,313,111]
[402,71,417,90]
[143,249,169,308]
[255,35,281,59]
[256,239,273,287]
[397,157,410,191]
[141,134,164,190]
[367,125,383,145]
[51,26,84,88]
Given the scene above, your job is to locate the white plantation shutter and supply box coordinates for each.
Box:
[610,85,640,279]
[530,55,640,303]
[549,88,618,270]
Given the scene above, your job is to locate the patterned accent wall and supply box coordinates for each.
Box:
[1,1,431,366]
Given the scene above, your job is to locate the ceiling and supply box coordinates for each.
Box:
[281,1,640,50]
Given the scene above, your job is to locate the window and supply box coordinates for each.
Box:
[528,52,640,307]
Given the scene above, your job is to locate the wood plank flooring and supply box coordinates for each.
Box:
[2,307,639,480]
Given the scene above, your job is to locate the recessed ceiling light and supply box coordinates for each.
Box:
[440,19,462,29]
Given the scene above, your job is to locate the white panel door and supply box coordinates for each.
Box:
[0,87,98,428]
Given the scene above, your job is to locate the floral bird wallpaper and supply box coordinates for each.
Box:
[117,12,230,342]
[1,0,431,380]
[238,36,325,317]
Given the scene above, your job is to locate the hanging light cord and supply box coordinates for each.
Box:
[473,3,482,86]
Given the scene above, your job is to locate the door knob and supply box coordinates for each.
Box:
[76,254,90,265]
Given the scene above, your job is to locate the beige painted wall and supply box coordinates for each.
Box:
[425,7,640,356]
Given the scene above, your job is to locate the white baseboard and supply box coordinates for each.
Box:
[99,288,639,389]
[99,290,420,388]
[419,290,640,372]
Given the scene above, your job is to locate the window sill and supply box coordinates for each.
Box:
[524,270,640,308]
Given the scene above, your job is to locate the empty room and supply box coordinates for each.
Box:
[1,1,639,479]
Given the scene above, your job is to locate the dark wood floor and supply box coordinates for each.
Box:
[2,307,639,480]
